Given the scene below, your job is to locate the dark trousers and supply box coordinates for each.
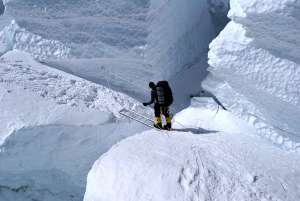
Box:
[154,103,170,118]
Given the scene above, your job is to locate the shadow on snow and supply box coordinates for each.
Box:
[172,128,218,135]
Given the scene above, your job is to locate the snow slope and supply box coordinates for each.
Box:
[203,0,300,152]
[0,50,147,119]
[0,50,151,200]
[85,98,300,201]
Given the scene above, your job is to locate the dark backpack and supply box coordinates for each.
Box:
[156,81,173,106]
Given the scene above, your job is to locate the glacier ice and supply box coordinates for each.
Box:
[1,0,300,200]
[0,0,230,198]
[203,0,300,151]
[3,0,149,60]
[0,0,230,106]
[0,20,70,60]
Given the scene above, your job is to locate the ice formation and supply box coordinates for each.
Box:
[2,0,149,60]
[0,0,299,200]
[0,20,70,60]
[0,0,229,105]
[203,0,300,151]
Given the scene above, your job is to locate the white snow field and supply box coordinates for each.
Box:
[0,0,299,200]
[0,50,150,200]
[85,98,300,201]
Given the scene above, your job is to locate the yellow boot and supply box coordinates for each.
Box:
[154,117,162,129]
[165,116,172,131]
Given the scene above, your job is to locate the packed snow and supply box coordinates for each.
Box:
[0,0,299,200]
[0,50,150,200]
[85,98,300,201]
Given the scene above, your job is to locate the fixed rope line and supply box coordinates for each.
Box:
[212,104,220,119]
[106,70,150,91]
[105,74,111,89]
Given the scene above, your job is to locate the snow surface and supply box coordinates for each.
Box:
[0,0,229,109]
[0,0,300,200]
[3,0,149,60]
[0,50,151,200]
[203,0,300,152]
[85,98,300,201]
[0,20,70,60]
[0,0,156,104]
[146,0,214,80]
[0,0,230,199]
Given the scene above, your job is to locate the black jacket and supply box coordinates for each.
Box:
[146,89,157,105]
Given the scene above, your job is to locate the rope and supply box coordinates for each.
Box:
[212,104,220,119]
[101,66,150,91]
[105,75,111,89]
[109,71,150,91]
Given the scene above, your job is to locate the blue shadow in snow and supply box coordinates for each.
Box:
[172,128,218,135]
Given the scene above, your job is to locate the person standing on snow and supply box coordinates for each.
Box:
[143,82,172,130]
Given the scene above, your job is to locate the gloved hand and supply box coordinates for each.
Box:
[143,103,147,106]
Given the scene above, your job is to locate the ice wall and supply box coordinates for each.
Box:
[203,0,300,151]
[0,20,70,60]
[146,0,214,80]
[0,0,154,102]
[145,0,229,110]
[2,0,149,60]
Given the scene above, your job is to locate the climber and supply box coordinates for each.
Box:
[143,81,173,130]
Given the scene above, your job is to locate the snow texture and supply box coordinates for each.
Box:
[0,20,71,60]
[0,50,150,200]
[203,0,300,152]
[1,0,299,200]
[146,0,214,80]
[0,51,146,119]
[0,0,229,108]
[0,0,154,104]
[3,0,149,60]
[85,97,300,201]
